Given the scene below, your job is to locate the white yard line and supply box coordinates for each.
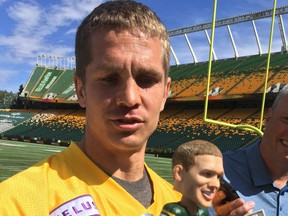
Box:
[45,149,62,152]
[0,142,26,147]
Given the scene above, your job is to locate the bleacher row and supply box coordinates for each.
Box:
[169,52,288,99]
[0,107,264,152]
[0,110,35,133]
[147,106,263,153]
[0,109,85,146]
[19,52,288,103]
[20,67,76,103]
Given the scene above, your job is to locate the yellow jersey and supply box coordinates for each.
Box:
[0,143,181,215]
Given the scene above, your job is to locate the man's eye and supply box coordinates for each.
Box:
[137,76,158,88]
[100,77,118,84]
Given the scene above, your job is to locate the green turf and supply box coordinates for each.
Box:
[0,140,173,183]
[145,155,173,183]
[0,140,67,182]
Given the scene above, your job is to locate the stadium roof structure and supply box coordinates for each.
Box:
[20,66,77,103]
[169,5,288,65]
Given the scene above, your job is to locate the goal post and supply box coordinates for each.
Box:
[203,0,278,137]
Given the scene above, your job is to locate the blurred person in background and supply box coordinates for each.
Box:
[210,85,288,216]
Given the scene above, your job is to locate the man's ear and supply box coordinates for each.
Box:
[74,74,86,108]
[160,77,171,112]
[173,164,184,182]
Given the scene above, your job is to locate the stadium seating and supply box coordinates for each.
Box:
[1,109,85,145]
[21,67,77,103]
[1,106,265,153]
[19,52,287,104]
[147,107,264,153]
[2,51,286,154]
[169,52,288,100]
[0,110,35,133]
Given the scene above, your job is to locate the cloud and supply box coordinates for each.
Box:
[7,2,41,35]
[0,0,7,6]
[0,0,106,92]
[65,28,77,35]
[1,0,105,60]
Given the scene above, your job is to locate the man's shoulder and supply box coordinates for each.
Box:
[0,154,56,188]
[145,164,182,201]
[0,156,52,213]
[222,146,251,177]
[223,140,259,163]
[223,148,246,163]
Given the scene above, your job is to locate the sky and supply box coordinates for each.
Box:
[0,0,287,93]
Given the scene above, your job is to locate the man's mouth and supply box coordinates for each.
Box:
[112,117,143,130]
[118,118,140,124]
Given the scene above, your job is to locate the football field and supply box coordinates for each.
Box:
[0,140,173,183]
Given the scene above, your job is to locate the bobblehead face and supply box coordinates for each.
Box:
[174,155,224,209]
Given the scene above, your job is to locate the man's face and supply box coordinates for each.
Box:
[263,94,288,162]
[180,155,223,208]
[75,30,170,152]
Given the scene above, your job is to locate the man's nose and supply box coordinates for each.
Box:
[116,79,141,107]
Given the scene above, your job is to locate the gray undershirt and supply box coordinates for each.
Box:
[112,169,153,208]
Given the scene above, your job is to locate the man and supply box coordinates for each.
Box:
[0,1,181,215]
[161,140,223,216]
[210,85,288,216]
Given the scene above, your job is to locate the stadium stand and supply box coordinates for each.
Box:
[1,109,85,146]
[20,67,77,103]
[147,106,263,153]
[18,52,287,104]
[0,110,35,133]
[169,52,288,100]
[1,51,286,153]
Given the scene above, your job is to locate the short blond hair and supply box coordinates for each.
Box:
[172,140,222,171]
[75,0,170,83]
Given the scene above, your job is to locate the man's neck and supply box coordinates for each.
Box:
[274,177,288,189]
[77,137,146,181]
